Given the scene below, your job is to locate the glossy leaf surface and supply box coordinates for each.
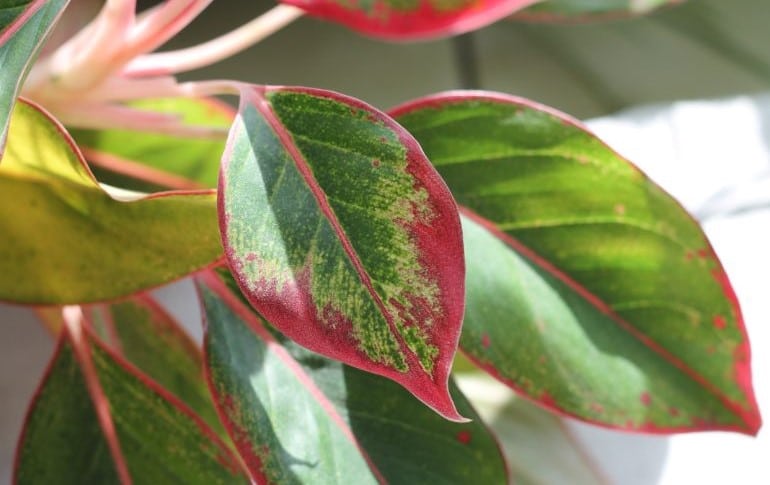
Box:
[72,97,233,192]
[514,0,678,22]
[198,271,508,484]
[15,324,248,484]
[0,100,221,304]
[282,0,541,40]
[0,0,68,154]
[392,92,760,433]
[220,85,465,420]
[86,296,224,435]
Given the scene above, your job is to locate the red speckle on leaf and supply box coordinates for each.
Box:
[379,136,387,143]
[685,250,695,261]
[713,315,727,330]
[640,392,651,406]
[245,253,258,262]
[456,430,472,444]
[706,345,716,355]
[538,355,547,365]
[614,204,626,216]
[590,403,604,414]
[669,407,680,417]
[371,158,381,168]
[697,248,710,260]
[481,333,490,348]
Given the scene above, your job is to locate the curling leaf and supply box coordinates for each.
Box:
[220,85,465,420]
[392,91,761,433]
[0,99,221,304]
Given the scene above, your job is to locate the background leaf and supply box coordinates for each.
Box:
[71,97,233,192]
[199,271,508,484]
[514,0,679,22]
[0,0,69,155]
[0,99,221,304]
[281,0,541,40]
[14,322,249,484]
[392,91,761,433]
[220,85,465,420]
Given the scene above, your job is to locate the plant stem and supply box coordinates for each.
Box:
[125,5,305,76]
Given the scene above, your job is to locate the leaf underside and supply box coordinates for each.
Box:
[220,85,465,420]
[392,91,760,434]
[282,0,541,40]
[0,99,221,304]
[198,271,508,484]
[0,0,69,155]
[14,325,248,484]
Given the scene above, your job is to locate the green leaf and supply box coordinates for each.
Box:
[0,99,222,304]
[0,0,69,155]
[220,85,465,420]
[14,323,249,484]
[86,296,224,437]
[392,92,761,433]
[198,271,509,484]
[282,0,540,40]
[514,0,678,21]
[71,97,233,192]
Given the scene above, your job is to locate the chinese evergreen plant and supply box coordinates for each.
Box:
[0,0,761,483]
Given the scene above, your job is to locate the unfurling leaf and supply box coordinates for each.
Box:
[220,85,465,421]
[392,91,761,434]
[0,99,221,304]
[282,0,541,40]
[198,271,508,484]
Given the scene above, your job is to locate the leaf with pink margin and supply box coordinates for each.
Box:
[0,0,69,156]
[391,91,761,434]
[219,85,466,421]
[282,0,541,40]
[14,319,249,484]
[0,99,221,304]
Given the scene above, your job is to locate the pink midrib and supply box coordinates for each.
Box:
[249,88,430,380]
[459,207,757,429]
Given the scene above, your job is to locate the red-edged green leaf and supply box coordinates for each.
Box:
[85,296,224,436]
[514,0,680,22]
[282,0,541,40]
[391,92,761,433]
[198,271,508,484]
[0,99,221,304]
[14,321,248,484]
[0,0,69,155]
[71,97,233,192]
[220,85,465,420]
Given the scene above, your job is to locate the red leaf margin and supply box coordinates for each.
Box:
[219,84,467,422]
[12,309,248,484]
[389,90,762,435]
[281,0,542,40]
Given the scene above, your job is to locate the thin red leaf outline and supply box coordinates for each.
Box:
[12,307,248,484]
[389,90,762,435]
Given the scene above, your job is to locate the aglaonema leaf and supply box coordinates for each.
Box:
[220,85,465,420]
[84,295,225,437]
[197,271,508,484]
[14,318,249,484]
[281,0,541,40]
[514,0,680,22]
[391,91,761,434]
[0,99,222,304]
[0,0,69,155]
[71,97,233,192]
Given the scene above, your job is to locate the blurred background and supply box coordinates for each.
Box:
[2,0,769,483]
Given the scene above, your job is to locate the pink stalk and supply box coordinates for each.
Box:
[125,0,213,60]
[125,5,304,76]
